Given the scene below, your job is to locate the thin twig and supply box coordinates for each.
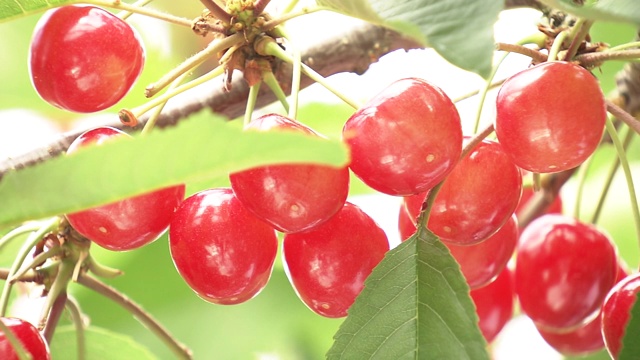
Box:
[607,100,640,135]
[496,42,548,63]
[42,291,68,342]
[576,49,640,68]
[199,0,232,24]
[77,274,192,360]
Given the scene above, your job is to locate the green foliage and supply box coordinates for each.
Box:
[0,0,74,22]
[0,116,349,227]
[316,0,502,78]
[539,0,640,24]
[50,325,157,360]
[620,291,640,360]
[327,229,488,360]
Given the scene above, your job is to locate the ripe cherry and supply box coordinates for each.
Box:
[65,127,185,251]
[404,139,522,245]
[283,202,389,318]
[515,214,618,330]
[495,61,606,173]
[343,77,462,196]
[230,114,349,233]
[536,263,629,356]
[169,188,278,305]
[29,5,145,113]
[399,204,517,290]
[470,267,515,343]
[0,317,50,360]
[601,272,640,359]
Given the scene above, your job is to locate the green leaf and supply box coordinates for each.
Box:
[620,291,640,360]
[50,325,158,360]
[327,229,489,359]
[539,0,640,24]
[316,0,502,78]
[0,0,74,22]
[0,116,349,227]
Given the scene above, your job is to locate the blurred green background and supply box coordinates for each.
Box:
[0,1,639,359]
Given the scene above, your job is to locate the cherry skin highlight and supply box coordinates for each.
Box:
[343,77,462,196]
[230,113,349,233]
[495,61,606,173]
[29,5,145,113]
[403,139,522,245]
[601,272,640,359]
[515,214,618,330]
[283,202,389,318]
[470,267,515,343]
[169,188,278,305]
[0,317,50,360]
[65,127,185,251]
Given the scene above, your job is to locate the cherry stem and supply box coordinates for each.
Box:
[548,30,568,62]
[0,223,44,253]
[262,71,290,113]
[0,319,32,360]
[38,260,74,330]
[417,123,495,230]
[576,49,640,68]
[473,52,508,133]
[532,172,541,192]
[258,36,361,109]
[129,63,226,118]
[0,217,59,317]
[65,296,86,360]
[253,0,271,15]
[608,41,640,52]
[8,246,62,284]
[607,100,640,136]
[591,123,635,224]
[282,0,300,13]
[86,256,123,279]
[244,82,262,125]
[42,291,67,342]
[142,71,191,135]
[278,27,301,119]
[452,79,506,103]
[573,153,596,220]
[495,42,548,63]
[77,274,193,360]
[563,18,593,61]
[145,33,244,97]
[83,0,192,27]
[199,0,232,24]
[117,0,155,20]
[263,6,325,30]
[602,118,640,244]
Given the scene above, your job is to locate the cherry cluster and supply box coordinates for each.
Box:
[11,3,640,359]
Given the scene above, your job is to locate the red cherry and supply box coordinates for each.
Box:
[230,114,349,233]
[601,272,640,359]
[495,61,606,173]
[536,263,629,356]
[343,77,462,196]
[399,202,517,290]
[65,127,185,251]
[0,317,50,360]
[515,214,618,330]
[404,139,522,245]
[283,202,389,318]
[470,267,515,343]
[169,188,278,305]
[29,5,145,113]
